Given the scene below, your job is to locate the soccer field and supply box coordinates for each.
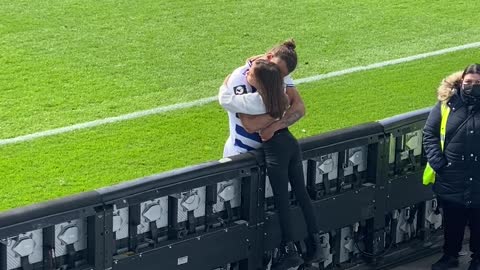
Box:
[1,0,480,211]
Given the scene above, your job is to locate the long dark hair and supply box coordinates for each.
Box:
[461,63,480,80]
[451,63,480,91]
[252,60,288,119]
[268,39,298,74]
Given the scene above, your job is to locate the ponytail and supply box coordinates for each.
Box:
[268,38,298,74]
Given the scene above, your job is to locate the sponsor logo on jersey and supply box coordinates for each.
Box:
[234,85,247,95]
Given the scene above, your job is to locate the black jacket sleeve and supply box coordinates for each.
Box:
[423,102,447,171]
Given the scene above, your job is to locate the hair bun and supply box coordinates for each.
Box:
[283,39,296,50]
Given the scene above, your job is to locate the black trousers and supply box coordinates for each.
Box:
[263,129,319,242]
[440,198,480,258]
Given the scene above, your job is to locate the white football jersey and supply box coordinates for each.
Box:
[219,60,295,157]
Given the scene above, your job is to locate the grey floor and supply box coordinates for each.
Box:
[390,245,472,270]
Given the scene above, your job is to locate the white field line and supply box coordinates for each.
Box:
[2,41,480,147]
[0,96,216,146]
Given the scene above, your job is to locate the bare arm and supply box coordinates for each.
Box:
[238,90,294,133]
[238,113,277,133]
[282,86,305,125]
[260,86,305,140]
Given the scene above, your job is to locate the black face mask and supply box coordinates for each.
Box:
[462,84,480,97]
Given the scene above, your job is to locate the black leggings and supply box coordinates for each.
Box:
[440,198,480,259]
[263,128,319,242]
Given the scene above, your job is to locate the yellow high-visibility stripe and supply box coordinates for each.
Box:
[423,103,451,185]
[440,103,450,150]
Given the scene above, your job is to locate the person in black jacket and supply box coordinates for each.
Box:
[423,64,480,270]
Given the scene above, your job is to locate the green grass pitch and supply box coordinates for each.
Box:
[1,0,480,211]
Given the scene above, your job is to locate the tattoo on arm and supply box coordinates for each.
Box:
[280,111,302,127]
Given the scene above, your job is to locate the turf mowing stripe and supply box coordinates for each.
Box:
[0,97,216,146]
[294,41,480,84]
[1,41,480,147]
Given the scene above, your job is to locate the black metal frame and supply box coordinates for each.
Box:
[0,107,442,270]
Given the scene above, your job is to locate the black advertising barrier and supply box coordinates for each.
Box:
[0,107,445,270]
[0,191,104,270]
[375,107,443,269]
[96,153,262,270]
[96,153,259,202]
[0,192,102,238]
[379,107,432,211]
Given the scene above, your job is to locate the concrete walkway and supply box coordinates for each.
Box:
[390,246,472,270]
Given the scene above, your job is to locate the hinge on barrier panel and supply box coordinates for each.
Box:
[335,177,342,194]
[433,199,441,215]
[390,214,398,245]
[218,183,235,223]
[112,232,118,255]
[338,176,346,191]
[20,256,33,270]
[187,211,196,234]
[408,150,416,171]
[314,174,326,198]
[205,185,216,231]
[43,246,55,269]
[149,221,159,247]
[224,201,233,223]
[66,243,76,269]
[394,137,403,174]
[323,174,331,195]
[216,217,227,229]
[407,207,417,224]
[129,234,139,253]
[353,165,363,189]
